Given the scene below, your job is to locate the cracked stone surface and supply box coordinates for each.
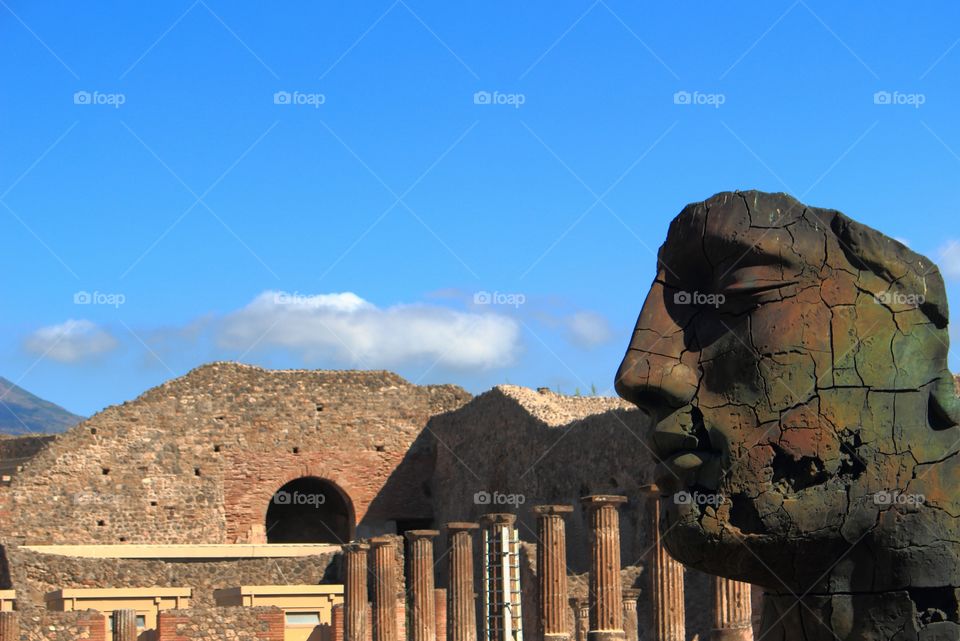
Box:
[615,190,960,641]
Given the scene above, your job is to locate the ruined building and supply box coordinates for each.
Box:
[0,362,755,641]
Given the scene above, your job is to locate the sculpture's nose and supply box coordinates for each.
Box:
[615,284,698,418]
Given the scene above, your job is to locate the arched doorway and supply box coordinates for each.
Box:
[265,477,354,544]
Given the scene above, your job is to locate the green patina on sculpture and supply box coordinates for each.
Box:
[616,191,960,641]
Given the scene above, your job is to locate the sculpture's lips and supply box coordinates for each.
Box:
[649,409,719,493]
[653,449,714,493]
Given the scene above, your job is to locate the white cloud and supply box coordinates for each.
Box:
[564,311,613,348]
[218,291,521,369]
[23,320,119,363]
[938,240,960,280]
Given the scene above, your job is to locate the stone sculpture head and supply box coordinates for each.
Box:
[616,191,960,638]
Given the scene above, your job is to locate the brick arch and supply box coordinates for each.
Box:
[223,453,369,544]
[262,474,356,543]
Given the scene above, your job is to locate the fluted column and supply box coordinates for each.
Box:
[570,597,589,641]
[345,542,371,641]
[0,611,16,641]
[621,589,639,641]
[447,522,479,641]
[581,495,627,641]
[371,537,399,641]
[113,609,137,641]
[643,488,684,641]
[406,529,440,641]
[535,504,573,641]
[712,578,753,641]
[435,588,448,641]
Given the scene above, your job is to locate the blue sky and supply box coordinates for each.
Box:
[2,1,960,417]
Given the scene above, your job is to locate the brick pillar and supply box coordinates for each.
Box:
[346,543,372,641]
[333,604,346,641]
[570,597,589,641]
[371,536,399,641]
[113,609,137,641]
[535,504,573,641]
[0,611,17,641]
[644,489,684,641]
[581,495,627,641]
[447,522,479,641]
[712,578,753,641]
[621,589,639,641]
[406,529,440,641]
[435,588,448,641]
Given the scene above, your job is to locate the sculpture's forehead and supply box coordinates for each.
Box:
[662,191,826,272]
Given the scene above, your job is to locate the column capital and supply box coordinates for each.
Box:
[369,535,396,547]
[621,589,640,600]
[533,504,574,516]
[479,512,517,526]
[580,494,627,508]
[405,529,440,541]
[345,541,371,552]
[446,522,479,533]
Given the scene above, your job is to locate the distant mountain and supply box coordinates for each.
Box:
[0,377,84,434]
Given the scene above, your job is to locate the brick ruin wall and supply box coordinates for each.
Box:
[428,386,714,640]
[2,545,341,613]
[157,606,284,641]
[1,363,470,545]
[21,609,106,641]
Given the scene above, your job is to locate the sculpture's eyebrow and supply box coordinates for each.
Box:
[707,232,802,274]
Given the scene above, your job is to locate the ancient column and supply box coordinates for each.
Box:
[621,589,639,641]
[345,542,371,641]
[712,578,753,641]
[535,504,573,641]
[570,597,589,641]
[435,588,448,641]
[406,529,440,641]
[113,609,138,641]
[643,487,685,641]
[581,495,627,641]
[0,612,16,641]
[447,522,479,641]
[480,513,524,641]
[371,537,399,641]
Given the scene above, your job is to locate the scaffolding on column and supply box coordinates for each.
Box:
[481,514,523,641]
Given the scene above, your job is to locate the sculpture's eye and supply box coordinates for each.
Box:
[720,265,798,300]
